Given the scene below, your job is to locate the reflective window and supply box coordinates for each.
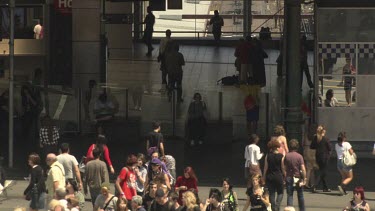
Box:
[1,7,43,39]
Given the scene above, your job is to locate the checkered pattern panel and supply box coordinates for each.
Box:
[318,43,356,59]
[358,44,375,58]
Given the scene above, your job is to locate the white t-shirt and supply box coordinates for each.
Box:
[335,142,352,159]
[244,144,263,167]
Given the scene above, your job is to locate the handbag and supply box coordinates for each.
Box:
[343,149,357,167]
[25,183,38,201]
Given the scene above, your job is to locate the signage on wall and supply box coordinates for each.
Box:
[54,0,72,14]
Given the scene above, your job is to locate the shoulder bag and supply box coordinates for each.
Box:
[343,148,357,167]
[103,195,116,210]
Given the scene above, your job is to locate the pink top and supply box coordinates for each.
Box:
[277,136,287,156]
[85,144,113,166]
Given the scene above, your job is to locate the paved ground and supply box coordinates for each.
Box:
[1,180,375,211]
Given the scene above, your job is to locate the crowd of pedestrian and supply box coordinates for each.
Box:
[16,118,369,211]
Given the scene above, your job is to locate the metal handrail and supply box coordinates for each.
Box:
[252,6,285,34]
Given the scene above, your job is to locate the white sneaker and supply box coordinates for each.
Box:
[190,140,195,146]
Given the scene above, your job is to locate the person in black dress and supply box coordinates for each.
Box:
[263,139,285,211]
[24,153,46,211]
[243,174,271,211]
[310,125,332,192]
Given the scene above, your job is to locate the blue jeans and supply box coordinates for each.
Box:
[286,177,305,211]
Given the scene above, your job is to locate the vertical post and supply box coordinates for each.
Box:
[43,3,50,116]
[218,92,223,121]
[8,0,15,168]
[125,88,129,120]
[285,0,302,141]
[243,0,252,36]
[171,90,177,136]
[77,88,82,133]
[313,2,318,124]
[265,93,270,139]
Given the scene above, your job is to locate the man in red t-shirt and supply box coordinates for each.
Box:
[115,155,138,201]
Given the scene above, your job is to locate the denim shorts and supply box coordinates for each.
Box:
[337,159,352,172]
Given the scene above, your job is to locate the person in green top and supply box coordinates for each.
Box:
[221,178,239,211]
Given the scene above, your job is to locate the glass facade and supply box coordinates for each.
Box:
[317,8,375,108]
[141,0,311,39]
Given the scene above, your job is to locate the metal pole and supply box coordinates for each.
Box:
[218,92,223,121]
[8,0,15,168]
[285,0,302,141]
[125,88,129,120]
[78,88,82,133]
[172,90,176,137]
[265,93,270,139]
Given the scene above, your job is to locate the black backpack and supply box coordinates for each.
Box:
[217,75,238,86]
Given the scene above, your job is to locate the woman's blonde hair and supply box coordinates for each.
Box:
[183,191,197,211]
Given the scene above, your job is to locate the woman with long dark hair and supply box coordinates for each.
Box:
[23,153,46,211]
[65,179,85,210]
[310,125,332,193]
[263,139,285,211]
[221,178,239,211]
[175,166,198,205]
[85,136,115,174]
[135,153,147,196]
[335,132,354,196]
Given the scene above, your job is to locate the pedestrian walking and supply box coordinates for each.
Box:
[158,29,173,91]
[273,125,288,156]
[146,121,165,157]
[244,134,264,183]
[284,139,306,211]
[165,42,185,102]
[263,139,285,211]
[209,10,224,46]
[300,35,314,89]
[57,143,83,190]
[115,154,138,202]
[45,153,65,205]
[84,147,109,207]
[303,124,318,189]
[24,153,46,211]
[135,153,147,196]
[94,182,118,211]
[310,125,332,193]
[335,132,355,196]
[85,136,115,174]
[142,6,155,56]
